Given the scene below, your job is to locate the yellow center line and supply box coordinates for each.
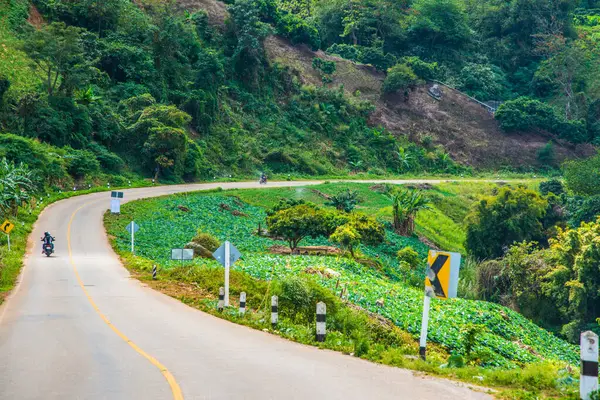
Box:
[67,202,184,400]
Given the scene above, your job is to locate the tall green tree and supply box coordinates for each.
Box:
[465,187,548,260]
[22,22,99,96]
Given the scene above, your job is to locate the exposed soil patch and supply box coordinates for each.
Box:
[27,4,44,28]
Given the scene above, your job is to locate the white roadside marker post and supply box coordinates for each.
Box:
[6,233,10,251]
[271,296,278,328]
[130,221,135,254]
[419,291,432,360]
[239,292,246,315]
[152,265,157,280]
[581,331,599,400]
[218,287,225,312]
[316,302,326,342]
[224,241,230,307]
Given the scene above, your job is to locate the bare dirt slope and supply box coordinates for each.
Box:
[180,0,595,168]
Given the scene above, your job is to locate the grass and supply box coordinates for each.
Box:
[110,247,579,400]
[102,183,582,400]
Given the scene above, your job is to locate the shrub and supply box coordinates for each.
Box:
[397,246,420,267]
[457,63,509,100]
[277,13,321,50]
[567,195,600,227]
[312,58,336,75]
[330,224,361,257]
[401,56,438,80]
[539,179,564,196]
[383,64,423,94]
[358,47,396,71]
[65,149,100,178]
[192,231,220,252]
[87,142,124,173]
[495,97,588,143]
[326,44,360,62]
[563,154,600,196]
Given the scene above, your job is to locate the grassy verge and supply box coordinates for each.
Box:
[0,180,153,303]
[111,250,579,400]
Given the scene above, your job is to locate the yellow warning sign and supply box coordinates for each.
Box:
[424,250,461,299]
[1,220,15,234]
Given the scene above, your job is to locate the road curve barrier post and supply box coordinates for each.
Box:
[239,292,246,314]
[420,250,461,361]
[316,302,326,342]
[581,331,599,400]
[271,295,278,328]
[218,287,225,312]
[152,265,157,280]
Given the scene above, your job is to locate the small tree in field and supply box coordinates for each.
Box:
[390,189,430,236]
[266,204,327,251]
[330,224,361,257]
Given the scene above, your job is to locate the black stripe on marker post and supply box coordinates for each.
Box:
[316,314,326,323]
[582,360,598,377]
[419,346,426,359]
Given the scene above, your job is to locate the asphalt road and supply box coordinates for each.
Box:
[0,181,493,400]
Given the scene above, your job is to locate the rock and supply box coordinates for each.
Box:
[375,298,385,307]
[177,205,190,212]
[185,242,214,258]
[219,203,231,211]
[231,210,248,217]
[324,268,341,278]
[428,84,443,100]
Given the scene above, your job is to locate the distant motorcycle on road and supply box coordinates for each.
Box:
[259,174,267,185]
[41,232,55,257]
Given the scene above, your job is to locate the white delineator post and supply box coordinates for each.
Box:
[6,234,10,251]
[224,240,230,307]
[581,331,599,400]
[130,221,135,254]
[316,302,326,342]
[419,292,432,360]
[152,265,157,280]
[271,295,278,328]
[239,292,246,314]
[218,287,225,312]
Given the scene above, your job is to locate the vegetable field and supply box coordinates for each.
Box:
[105,187,578,369]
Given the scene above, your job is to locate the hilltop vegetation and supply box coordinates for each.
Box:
[0,0,598,184]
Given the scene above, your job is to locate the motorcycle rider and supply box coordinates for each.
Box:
[41,232,55,254]
[260,172,267,184]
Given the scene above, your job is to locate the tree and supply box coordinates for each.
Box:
[346,213,385,245]
[22,22,98,96]
[563,154,600,196]
[0,159,38,218]
[465,187,548,260]
[266,204,328,251]
[390,189,430,236]
[539,179,564,196]
[128,104,193,179]
[326,189,358,212]
[408,0,473,52]
[544,220,600,340]
[383,64,422,94]
[330,224,361,257]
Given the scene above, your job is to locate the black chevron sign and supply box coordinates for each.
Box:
[428,254,449,298]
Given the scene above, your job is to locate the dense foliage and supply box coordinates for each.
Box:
[465,187,548,260]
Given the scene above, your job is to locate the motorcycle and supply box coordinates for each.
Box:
[259,175,267,185]
[42,243,54,257]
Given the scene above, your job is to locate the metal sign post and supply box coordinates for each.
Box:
[126,221,140,254]
[213,241,242,309]
[1,220,14,251]
[419,250,461,360]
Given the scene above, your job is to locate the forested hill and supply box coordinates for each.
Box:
[0,0,599,185]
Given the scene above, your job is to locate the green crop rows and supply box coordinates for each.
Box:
[107,192,578,369]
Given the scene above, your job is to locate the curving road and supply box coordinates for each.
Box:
[0,181,492,400]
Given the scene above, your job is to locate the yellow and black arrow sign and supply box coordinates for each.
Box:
[1,220,15,234]
[425,251,453,299]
